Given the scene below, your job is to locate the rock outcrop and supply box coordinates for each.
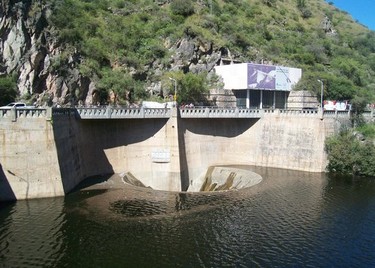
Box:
[0,1,237,107]
[0,1,92,106]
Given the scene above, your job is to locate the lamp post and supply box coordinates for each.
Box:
[318,79,324,120]
[169,77,177,104]
[318,79,324,114]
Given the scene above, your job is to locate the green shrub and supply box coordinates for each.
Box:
[0,75,18,105]
[326,128,375,177]
[297,0,306,9]
[170,0,195,17]
[263,0,276,7]
[300,8,312,19]
[357,123,375,139]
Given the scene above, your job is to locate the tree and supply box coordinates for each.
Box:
[0,75,18,106]
[326,77,356,100]
[326,130,375,176]
[325,131,357,174]
[167,72,209,104]
[326,128,375,177]
[331,57,363,86]
[97,69,147,104]
[350,88,373,117]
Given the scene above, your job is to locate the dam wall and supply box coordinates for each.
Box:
[180,110,338,187]
[52,111,87,194]
[0,109,181,201]
[0,108,347,200]
[0,113,64,200]
[71,110,181,192]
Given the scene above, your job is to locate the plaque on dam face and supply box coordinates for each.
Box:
[151,148,170,163]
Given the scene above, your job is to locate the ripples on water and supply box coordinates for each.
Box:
[1,167,375,267]
[0,198,66,267]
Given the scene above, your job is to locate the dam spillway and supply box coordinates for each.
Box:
[0,106,360,201]
[123,165,263,193]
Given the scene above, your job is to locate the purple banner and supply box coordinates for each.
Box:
[247,64,276,90]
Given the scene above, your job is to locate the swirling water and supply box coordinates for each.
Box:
[1,167,375,267]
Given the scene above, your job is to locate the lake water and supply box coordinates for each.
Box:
[1,166,375,267]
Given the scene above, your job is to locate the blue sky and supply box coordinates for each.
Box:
[327,0,375,30]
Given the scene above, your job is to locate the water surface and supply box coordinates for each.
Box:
[1,167,375,267]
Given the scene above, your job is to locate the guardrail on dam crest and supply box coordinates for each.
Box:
[1,106,372,120]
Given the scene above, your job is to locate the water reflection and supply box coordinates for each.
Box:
[81,186,239,221]
[1,167,375,267]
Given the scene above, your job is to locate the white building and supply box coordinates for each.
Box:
[214,63,302,109]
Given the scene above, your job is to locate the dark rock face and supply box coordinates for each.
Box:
[0,0,93,106]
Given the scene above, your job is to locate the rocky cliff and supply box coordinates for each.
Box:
[1,0,370,108]
[0,1,82,106]
[0,0,233,106]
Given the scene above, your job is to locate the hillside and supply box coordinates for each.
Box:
[0,0,374,107]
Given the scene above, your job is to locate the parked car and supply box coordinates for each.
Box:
[0,102,34,108]
[323,100,336,111]
[323,100,350,111]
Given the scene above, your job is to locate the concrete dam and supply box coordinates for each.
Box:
[0,106,352,201]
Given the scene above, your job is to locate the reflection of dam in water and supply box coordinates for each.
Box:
[0,107,352,200]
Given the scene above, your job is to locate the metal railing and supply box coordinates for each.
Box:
[75,106,171,119]
[179,107,264,118]
[322,110,351,118]
[2,106,370,121]
[0,107,49,121]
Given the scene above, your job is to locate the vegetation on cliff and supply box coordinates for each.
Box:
[325,123,375,177]
[0,0,374,106]
[43,0,375,105]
